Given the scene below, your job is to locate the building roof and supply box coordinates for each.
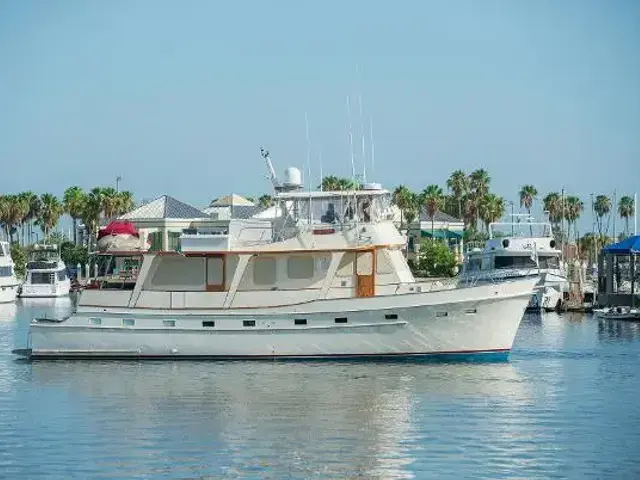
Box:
[209,194,255,207]
[119,195,208,220]
[419,208,462,223]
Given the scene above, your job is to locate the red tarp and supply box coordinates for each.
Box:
[97,221,139,240]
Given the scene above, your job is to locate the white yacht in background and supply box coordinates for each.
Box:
[19,244,71,298]
[460,218,567,311]
[15,151,538,360]
[0,241,20,303]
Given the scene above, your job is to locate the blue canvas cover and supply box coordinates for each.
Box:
[603,235,640,254]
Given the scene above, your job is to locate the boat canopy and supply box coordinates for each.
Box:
[603,235,640,254]
[420,229,463,240]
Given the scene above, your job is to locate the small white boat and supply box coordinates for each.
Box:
[19,244,70,298]
[0,241,20,304]
[459,217,567,311]
[594,307,640,321]
[15,153,539,360]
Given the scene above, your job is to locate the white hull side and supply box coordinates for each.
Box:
[27,279,536,359]
[0,283,19,303]
[20,280,70,298]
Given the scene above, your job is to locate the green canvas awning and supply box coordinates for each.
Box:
[420,229,463,239]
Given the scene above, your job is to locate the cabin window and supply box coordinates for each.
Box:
[202,321,215,327]
[335,317,348,324]
[465,309,477,315]
[150,257,206,291]
[243,320,256,327]
[123,318,135,326]
[0,266,12,277]
[494,256,537,269]
[336,253,355,277]
[538,255,560,269]
[435,312,448,317]
[376,250,394,275]
[287,256,314,280]
[294,319,307,325]
[357,251,373,275]
[163,319,176,327]
[207,257,224,286]
[253,257,276,285]
[89,317,102,325]
[385,314,398,320]
[31,272,53,284]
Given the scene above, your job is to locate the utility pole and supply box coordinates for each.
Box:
[116,176,122,193]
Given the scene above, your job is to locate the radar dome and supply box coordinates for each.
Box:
[283,167,302,188]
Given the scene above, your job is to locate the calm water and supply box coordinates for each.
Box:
[1,300,639,479]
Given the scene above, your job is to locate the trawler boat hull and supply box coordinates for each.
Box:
[20,282,70,298]
[0,284,20,303]
[24,277,537,360]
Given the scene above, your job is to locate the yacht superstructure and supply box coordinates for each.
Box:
[460,219,567,311]
[0,241,19,304]
[16,154,538,360]
[19,244,70,298]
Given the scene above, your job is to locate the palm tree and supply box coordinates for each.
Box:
[116,191,135,216]
[469,169,490,197]
[0,195,9,240]
[519,185,537,216]
[38,193,63,239]
[0,195,24,243]
[257,194,274,209]
[82,187,104,247]
[100,187,119,220]
[63,186,86,244]
[392,185,415,231]
[618,196,635,236]
[446,170,468,221]
[543,192,563,226]
[420,185,445,238]
[467,169,491,230]
[319,176,357,191]
[12,193,30,245]
[564,196,584,241]
[479,194,506,231]
[594,194,611,236]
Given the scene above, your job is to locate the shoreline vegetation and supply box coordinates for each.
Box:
[0,174,635,278]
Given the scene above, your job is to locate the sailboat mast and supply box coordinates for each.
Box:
[347,96,356,182]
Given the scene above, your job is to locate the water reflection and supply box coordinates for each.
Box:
[26,360,531,479]
[0,302,17,322]
[597,318,640,343]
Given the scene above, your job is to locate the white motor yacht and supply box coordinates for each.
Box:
[19,244,71,298]
[459,218,567,311]
[15,154,539,360]
[0,241,20,304]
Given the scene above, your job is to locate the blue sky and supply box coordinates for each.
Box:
[1,1,638,233]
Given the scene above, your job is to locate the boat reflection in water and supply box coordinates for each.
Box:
[29,360,532,478]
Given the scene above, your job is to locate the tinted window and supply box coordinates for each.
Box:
[494,256,537,269]
[538,255,559,269]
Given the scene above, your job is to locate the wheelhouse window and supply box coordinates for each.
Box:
[538,255,560,269]
[253,256,276,285]
[287,256,314,280]
[494,256,537,269]
[57,270,67,281]
[0,266,12,277]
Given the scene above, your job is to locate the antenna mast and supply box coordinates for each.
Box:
[347,96,356,182]
[369,115,375,179]
[356,65,366,183]
[305,111,312,192]
[261,147,280,192]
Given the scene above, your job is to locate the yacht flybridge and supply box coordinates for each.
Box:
[15,153,538,360]
[0,241,20,304]
[459,217,567,311]
[19,244,70,298]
